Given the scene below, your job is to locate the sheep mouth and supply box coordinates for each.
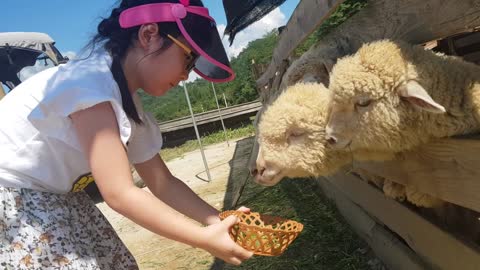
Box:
[254,171,283,186]
[255,179,278,187]
[327,139,352,150]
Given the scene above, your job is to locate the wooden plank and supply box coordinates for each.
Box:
[454,32,480,48]
[326,172,480,270]
[463,51,480,64]
[256,0,345,88]
[355,137,480,213]
[159,101,261,125]
[318,179,429,270]
[257,0,480,90]
[158,101,262,132]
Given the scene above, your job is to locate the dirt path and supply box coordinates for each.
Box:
[96,137,254,270]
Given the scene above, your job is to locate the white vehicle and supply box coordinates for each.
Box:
[0,32,68,97]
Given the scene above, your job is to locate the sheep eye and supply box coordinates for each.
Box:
[287,130,306,145]
[355,99,372,107]
[289,130,305,138]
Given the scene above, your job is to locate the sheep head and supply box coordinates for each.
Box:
[254,83,348,186]
[325,40,445,153]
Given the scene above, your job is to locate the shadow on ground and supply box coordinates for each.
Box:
[209,136,258,270]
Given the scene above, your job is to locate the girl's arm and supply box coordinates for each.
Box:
[134,155,221,225]
[70,102,252,265]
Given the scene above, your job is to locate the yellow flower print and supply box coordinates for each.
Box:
[20,254,33,268]
[71,173,95,192]
[53,255,70,266]
[39,232,54,244]
[11,241,23,250]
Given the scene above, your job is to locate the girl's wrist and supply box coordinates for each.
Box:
[185,225,211,249]
[204,212,221,226]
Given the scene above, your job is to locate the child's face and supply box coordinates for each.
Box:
[137,36,195,96]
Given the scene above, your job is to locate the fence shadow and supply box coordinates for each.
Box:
[209,136,255,270]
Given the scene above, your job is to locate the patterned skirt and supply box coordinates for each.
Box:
[0,186,138,270]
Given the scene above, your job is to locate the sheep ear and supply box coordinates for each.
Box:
[397,81,446,113]
[322,60,334,74]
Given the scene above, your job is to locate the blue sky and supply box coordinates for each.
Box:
[1,0,300,55]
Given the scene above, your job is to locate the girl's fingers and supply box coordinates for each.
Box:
[232,244,254,260]
[236,206,250,213]
[222,215,239,228]
[226,257,242,266]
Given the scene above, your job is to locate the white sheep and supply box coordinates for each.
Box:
[254,83,350,186]
[325,39,480,153]
[254,83,401,202]
[255,82,443,207]
[324,39,480,207]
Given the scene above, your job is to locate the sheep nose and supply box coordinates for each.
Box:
[326,135,337,145]
[254,166,266,177]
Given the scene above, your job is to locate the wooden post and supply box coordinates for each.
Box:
[318,179,429,270]
[327,172,480,270]
[257,0,346,89]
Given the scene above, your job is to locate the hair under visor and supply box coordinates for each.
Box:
[119,0,234,82]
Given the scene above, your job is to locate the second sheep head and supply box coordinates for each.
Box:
[253,83,349,186]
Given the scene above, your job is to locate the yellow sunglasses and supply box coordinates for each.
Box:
[166,34,198,72]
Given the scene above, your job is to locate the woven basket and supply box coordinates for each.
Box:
[219,211,304,256]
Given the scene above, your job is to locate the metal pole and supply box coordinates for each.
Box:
[211,82,229,147]
[223,93,228,108]
[182,81,212,182]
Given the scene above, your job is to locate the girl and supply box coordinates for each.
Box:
[0,0,253,269]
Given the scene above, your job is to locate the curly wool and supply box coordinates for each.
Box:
[258,83,350,178]
[328,39,480,152]
[324,39,480,208]
[257,82,442,207]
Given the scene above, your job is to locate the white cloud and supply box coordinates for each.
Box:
[187,71,201,82]
[62,51,77,60]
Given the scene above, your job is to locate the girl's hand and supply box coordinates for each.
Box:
[205,206,251,226]
[236,206,250,214]
[201,215,254,265]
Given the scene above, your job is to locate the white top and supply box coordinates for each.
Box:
[0,49,163,193]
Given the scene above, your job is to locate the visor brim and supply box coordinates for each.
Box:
[178,13,234,82]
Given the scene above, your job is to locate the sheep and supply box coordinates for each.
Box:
[322,39,480,207]
[325,39,480,154]
[253,83,394,197]
[254,83,350,186]
[255,82,443,208]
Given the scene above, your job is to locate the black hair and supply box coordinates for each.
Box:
[85,0,204,124]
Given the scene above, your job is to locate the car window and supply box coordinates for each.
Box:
[17,52,56,81]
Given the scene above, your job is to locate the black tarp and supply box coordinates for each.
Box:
[222,0,287,45]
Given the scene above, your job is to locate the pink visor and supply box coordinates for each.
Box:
[119,1,235,82]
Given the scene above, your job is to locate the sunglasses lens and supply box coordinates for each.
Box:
[186,54,199,72]
[180,13,233,81]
